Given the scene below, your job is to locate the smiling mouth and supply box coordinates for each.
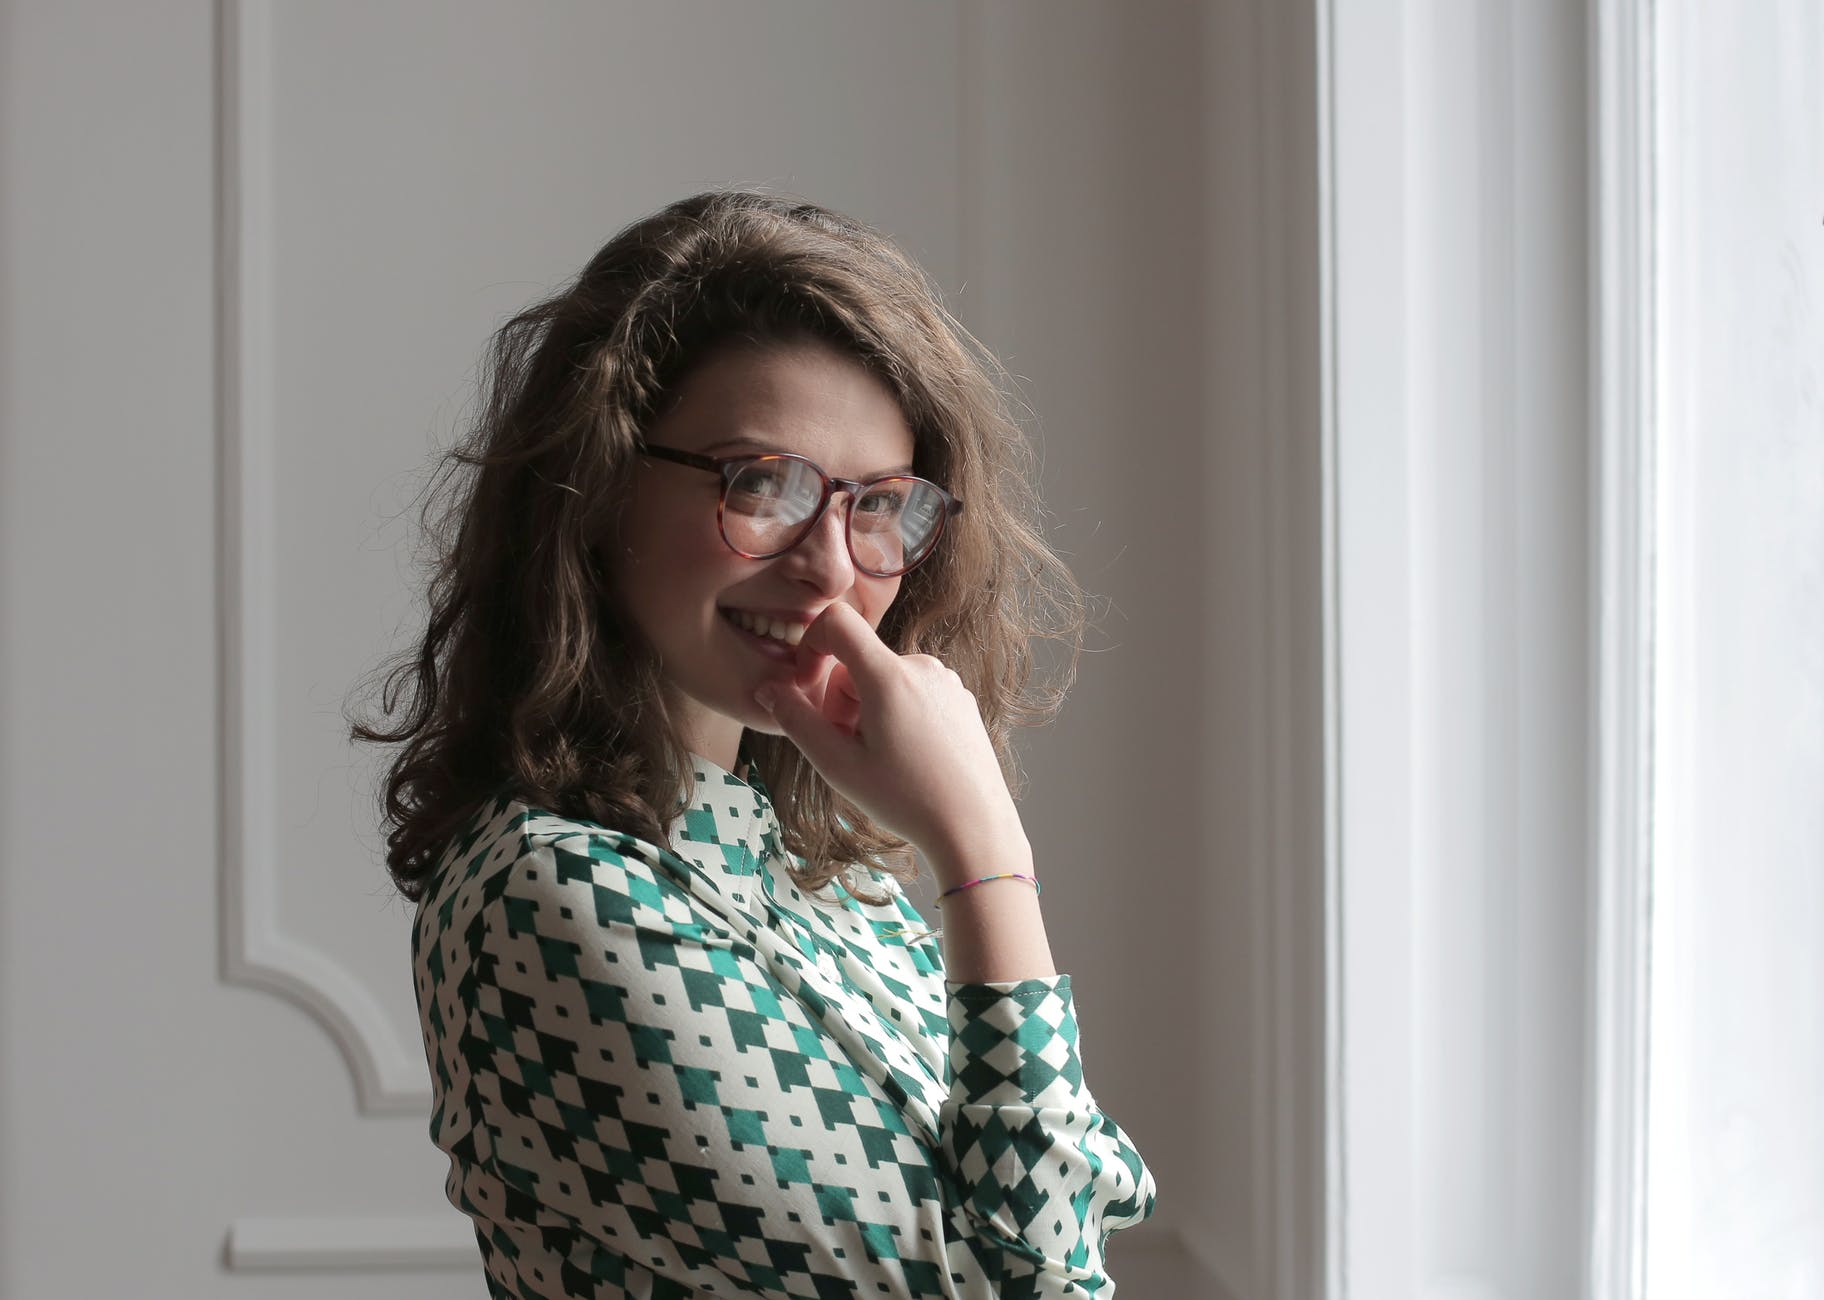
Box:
[720,607,808,647]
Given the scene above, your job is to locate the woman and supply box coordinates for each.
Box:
[353,189,1157,1298]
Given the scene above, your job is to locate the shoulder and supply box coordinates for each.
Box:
[416,793,700,941]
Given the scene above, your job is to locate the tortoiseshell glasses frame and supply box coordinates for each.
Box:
[636,444,964,579]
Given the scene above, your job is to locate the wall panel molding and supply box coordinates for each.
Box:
[1587,3,1656,1295]
[225,1216,476,1271]
[215,0,429,1115]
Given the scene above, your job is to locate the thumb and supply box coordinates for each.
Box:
[754,681,859,772]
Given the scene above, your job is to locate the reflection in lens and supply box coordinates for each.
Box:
[852,478,944,577]
[720,459,948,576]
[724,457,824,555]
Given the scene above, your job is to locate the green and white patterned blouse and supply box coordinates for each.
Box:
[413,755,1158,1298]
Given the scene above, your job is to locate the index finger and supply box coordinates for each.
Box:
[800,601,900,693]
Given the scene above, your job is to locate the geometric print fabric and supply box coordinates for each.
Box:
[412,754,1158,1297]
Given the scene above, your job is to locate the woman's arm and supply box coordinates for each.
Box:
[922,838,1055,985]
[752,602,1059,984]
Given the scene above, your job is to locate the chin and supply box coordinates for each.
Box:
[741,713,789,740]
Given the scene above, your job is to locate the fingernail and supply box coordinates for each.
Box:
[754,687,776,711]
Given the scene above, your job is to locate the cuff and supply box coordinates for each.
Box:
[944,975,1085,1107]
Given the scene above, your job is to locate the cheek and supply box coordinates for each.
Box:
[622,503,725,579]
[862,577,905,631]
[613,515,716,625]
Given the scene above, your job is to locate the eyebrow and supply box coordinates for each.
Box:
[698,435,916,478]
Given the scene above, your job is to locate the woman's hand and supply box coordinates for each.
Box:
[752,602,1028,877]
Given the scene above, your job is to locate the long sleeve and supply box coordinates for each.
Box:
[415,797,1157,1299]
[938,976,1152,1292]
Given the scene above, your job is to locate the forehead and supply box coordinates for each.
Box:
[649,339,916,476]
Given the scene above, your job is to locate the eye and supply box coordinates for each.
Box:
[856,483,907,516]
[732,463,788,497]
[726,457,826,521]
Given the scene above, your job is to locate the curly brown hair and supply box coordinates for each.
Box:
[348,188,1085,906]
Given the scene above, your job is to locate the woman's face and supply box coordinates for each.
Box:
[610,337,917,770]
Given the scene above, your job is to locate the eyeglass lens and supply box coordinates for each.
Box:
[722,457,947,576]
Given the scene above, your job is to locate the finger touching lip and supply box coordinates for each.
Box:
[802,602,894,679]
[802,601,863,651]
[793,640,834,688]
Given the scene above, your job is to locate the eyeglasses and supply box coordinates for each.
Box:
[636,443,963,578]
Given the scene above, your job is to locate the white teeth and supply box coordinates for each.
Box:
[726,609,805,646]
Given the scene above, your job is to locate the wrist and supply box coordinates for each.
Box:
[923,829,1034,891]
[935,869,1041,906]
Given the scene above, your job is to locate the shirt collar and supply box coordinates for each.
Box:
[670,751,882,950]
[671,750,785,878]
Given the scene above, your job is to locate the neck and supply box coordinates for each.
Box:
[671,696,744,775]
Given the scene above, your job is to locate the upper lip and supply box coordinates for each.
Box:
[721,605,824,625]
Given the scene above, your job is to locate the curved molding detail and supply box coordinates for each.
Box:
[216,0,429,1114]
[226,1216,477,1271]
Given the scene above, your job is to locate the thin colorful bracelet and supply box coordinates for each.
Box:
[878,873,1041,944]
[935,871,1041,903]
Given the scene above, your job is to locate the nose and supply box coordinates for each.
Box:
[782,491,857,595]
